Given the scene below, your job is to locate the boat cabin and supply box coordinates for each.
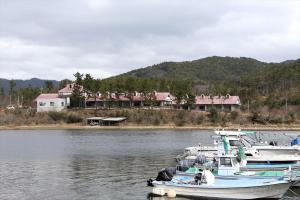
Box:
[217,155,241,176]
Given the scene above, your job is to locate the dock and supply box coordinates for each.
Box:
[87,117,127,126]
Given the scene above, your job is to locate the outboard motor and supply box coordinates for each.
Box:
[147,167,176,187]
[269,141,278,146]
[291,138,299,146]
[194,172,203,185]
[155,167,176,181]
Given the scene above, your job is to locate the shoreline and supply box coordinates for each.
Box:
[1,124,300,131]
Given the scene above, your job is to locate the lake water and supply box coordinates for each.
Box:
[0,129,300,200]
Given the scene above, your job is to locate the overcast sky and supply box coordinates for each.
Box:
[0,0,299,80]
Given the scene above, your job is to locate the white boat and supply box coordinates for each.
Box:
[151,170,292,199]
[176,141,300,187]
[149,140,296,199]
[176,129,300,167]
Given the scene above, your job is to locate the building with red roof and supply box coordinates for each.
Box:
[154,91,175,106]
[36,82,241,112]
[35,93,67,112]
[195,94,241,112]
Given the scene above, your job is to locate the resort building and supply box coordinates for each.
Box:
[35,93,67,112]
[36,83,241,112]
[154,92,175,107]
[85,91,175,108]
[195,94,241,112]
[58,83,85,107]
[36,83,86,112]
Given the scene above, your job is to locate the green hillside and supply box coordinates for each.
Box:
[119,56,300,110]
[121,56,268,84]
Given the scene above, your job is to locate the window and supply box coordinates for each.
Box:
[39,102,46,106]
[199,105,205,111]
[50,102,55,106]
[61,102,64,106]
[220,157,232,167]
[229,140,242,147]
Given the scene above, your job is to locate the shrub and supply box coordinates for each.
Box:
[48,112,66,121]
[250,112,267,124]
[221,113,230,126]
[65,113,82,123]
[153,116,161,125]
[230,111,239,121]
[175,111,187,126]
[208,108,219,124]
[196,114,205,125]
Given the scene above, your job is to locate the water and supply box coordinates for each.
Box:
[0,129,299,200]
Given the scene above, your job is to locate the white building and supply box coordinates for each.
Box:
[36,93,67,112]
[58,83,75,107]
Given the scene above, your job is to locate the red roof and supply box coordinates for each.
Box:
[86,94,146,102]
[155,92,173,101]
[35,93,60,100]
[195,95,240,105]
[58,83,74,93]
[118,95,130,101]
[86,96,102,102]
[59,83,84,93]
[132,95,144,101]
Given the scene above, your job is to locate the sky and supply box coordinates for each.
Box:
[0,0,299,81]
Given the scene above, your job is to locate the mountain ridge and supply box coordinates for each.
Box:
[118,56,299,84]
[0,78,59,94]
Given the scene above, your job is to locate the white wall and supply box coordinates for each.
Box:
[37,98,66,112]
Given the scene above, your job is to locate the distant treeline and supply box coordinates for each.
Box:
[70,72,195,107]
[209,59,300,111]
[1,56,299,114]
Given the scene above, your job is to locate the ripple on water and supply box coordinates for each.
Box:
[0,129,299,200]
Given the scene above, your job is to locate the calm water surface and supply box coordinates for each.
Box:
[0,129,299,200]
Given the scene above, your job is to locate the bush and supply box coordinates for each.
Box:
[266,115,283,124]
[250,112,267,124]
[208,108,219,124]
[65,113,82,123]
[196,114,205,125]
[221,113,230,126]
[175,111,187,126]
[230,111,239,121]
[48,112,66,121]
[153,116,161,125]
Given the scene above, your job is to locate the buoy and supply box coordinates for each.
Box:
[153,188,165,196]
[167,189,176,198]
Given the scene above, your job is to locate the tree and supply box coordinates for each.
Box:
[139,78,156,106]
[18,86,40,106]
[0,86,4,99]
[44,81,54,93]
[0,87,4,105]
[70,72,85,108]
[59,79,72,89]
[124,77,137,107]
[170,80,194,109]
[82,74,94,98]
[9,80,16,105]
[9,80,16,96]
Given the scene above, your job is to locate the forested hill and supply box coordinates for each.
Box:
[120,56,297,84]
[0,78,59,94]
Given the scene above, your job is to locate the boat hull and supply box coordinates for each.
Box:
[152,181,291,199]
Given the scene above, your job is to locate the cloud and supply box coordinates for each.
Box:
[0,0,299,80]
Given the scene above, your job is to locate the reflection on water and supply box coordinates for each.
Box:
[0,129,299,200]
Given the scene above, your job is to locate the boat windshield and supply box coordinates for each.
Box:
[241,135,257,146]
[229,140,243,147]
[220,157,232,167]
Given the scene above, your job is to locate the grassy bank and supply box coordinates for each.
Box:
[1,124,300,131]
[0,107,299,130]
